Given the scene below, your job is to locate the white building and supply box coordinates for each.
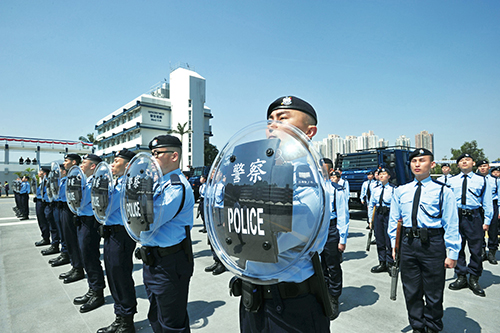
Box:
[345,135,358,153]
[357,130,378,151]
[395,135,411,148]
[95,66,213,171]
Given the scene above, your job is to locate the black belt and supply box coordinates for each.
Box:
[494,199,498,205]
[262,277,312,299]
[152,243,183,257]
[403,227,444,238]
[330,218,337,227]
[102,225,125,234]
[377,206,390,215]
[458,208,480,216]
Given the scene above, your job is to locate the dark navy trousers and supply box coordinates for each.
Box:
[61,204,83,268]
[456,209,484,277]
[36,200,50,241]
[400,232,446,332]
[239,289,330,333]
[483,202,499,251]
[44,202,60,246]
[77,216,105,291]
[20,193,29,217]
[374,211,393,264]
[143,249,193,332]
[103,226,137,317]
[53,204,67,253]
[321,218,343,298]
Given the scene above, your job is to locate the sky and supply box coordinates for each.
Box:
[1,0,499,162]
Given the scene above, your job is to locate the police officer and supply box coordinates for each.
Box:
[198,175,207,233]
[321,158,350,321]
[34,168,51,246]
[73,154,106,312]
[388,148,461,333]
[13,177,22,217]
[97,149,137,333]
[436,163,453,185]
[361,171,376,229]
[49,165,71,267]
[235,96,330,332]
[19,176,31,220]
[41,170,61,256]
[204,174,228,276]
[59,154,85,284]
[368,168,395,274]
[476,160,499,265]
[139,135,194,332]
[448,153,493,297]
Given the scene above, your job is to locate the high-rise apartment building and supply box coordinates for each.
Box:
[395,135,411,148]
[415,130,434,153]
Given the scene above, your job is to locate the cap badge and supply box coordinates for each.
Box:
[152,139,158,147]
[419,149,424,154]
[281,96,292,106]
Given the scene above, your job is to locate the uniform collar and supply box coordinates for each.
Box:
[414,176,432,187]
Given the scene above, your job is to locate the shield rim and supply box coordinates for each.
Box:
[65,165,86,215]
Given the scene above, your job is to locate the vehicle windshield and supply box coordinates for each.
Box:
[342,153,378,170]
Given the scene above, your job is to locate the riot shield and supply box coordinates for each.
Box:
[66,165,86,215]
[91,162,114,224]
[204,120,328,284]
[47,162,61,202]
[121,152,163,244]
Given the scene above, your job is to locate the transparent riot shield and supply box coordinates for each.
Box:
[91,162,114,224]
[66,165,86,215]
[204,120,328,284]
[47,162,61,202]
[121,152,163,244]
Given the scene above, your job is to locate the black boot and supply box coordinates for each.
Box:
[449,275,468,290]
[50,252,70,267]
[41,244,60,256]
[74,288,93,305]
[117,315,135,333]
[59,267,75,280]
[80,289,105,313]
[64,267,85,284]
[371,261,387,273]
[212,262,227,275]
[97,315,123,333]
[468,275,485,297]
[35,238,50,247]
[487,249,498,265]
[204,262,218,272]
[328,294,339,321]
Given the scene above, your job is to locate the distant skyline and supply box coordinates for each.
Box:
[1,1,499,162]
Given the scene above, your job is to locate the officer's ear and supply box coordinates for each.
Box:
[304,125,317,139]
[430,161,436,169]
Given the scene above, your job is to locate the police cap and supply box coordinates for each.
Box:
[40,166,51,173]
[83,154,102,164]
[409,148,433,161]
[379,167,391,174]
[149,135,182,150]
[456,153,474,164]
[476,159,489,167]
[115,149,136,161]
[322,158,333,166]
[367,171,374,176]
[64,153,81,164]
[267,96,317,124]
[441,163,450,168]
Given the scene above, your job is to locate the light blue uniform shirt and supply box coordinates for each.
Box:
[367,182,395,223]
[436,174,453,186]
[448,172,493,225]
[106,175,124,226]
[58,177,67,202]
[360,179,375,203]
[485,174,498,203]
[338,178,350,206]
[199,183,206,199]
[36,182,43,199]
[79,175,94,216]
[141,168,194,247]
[388,176,461,260]
[244,159,329,283]
[42,180,50,202]
[328,181,350,244]
[20,181,30,194]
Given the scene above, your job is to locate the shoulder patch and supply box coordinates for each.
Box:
[295,164,316,187]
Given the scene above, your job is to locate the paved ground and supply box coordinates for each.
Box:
[1,195,499,332]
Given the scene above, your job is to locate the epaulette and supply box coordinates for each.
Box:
[432,179,446,186]
[331,182,344,191]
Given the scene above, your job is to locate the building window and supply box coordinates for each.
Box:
[188,99,192,107]
[188,133,192,153]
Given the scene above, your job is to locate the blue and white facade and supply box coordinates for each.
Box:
[95,66,213,171]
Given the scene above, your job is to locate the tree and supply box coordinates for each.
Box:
[168,122,192,142]
[204,138,218,167]
[450,140,487,174]
[79,133,96,144]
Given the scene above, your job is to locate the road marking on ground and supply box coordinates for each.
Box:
[0,219,37,226]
